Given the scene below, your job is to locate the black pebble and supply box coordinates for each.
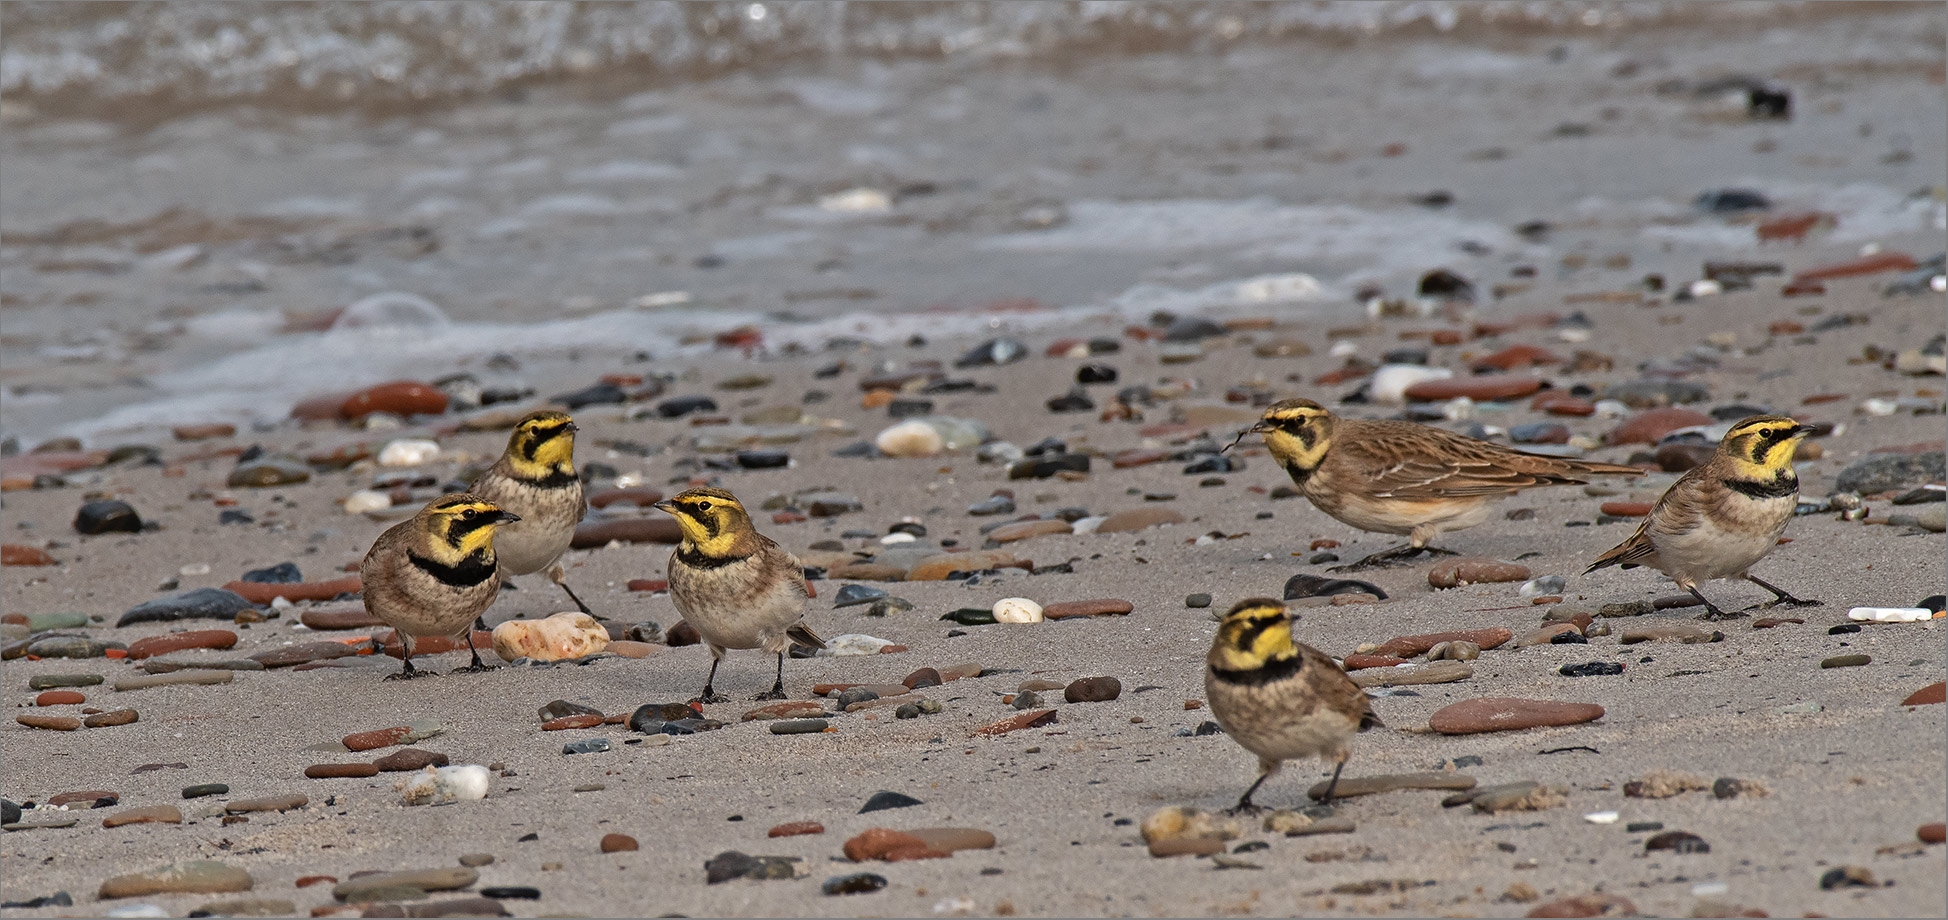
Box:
[550,383,627,409]
[1921,595,1946,614]
[1193,721,1224,736]
[655,395,718,418]
[480,886,541,900]
[240,562,302,584]
[859,790,923,813]
[1549,632,1590,645]
[1558,661,1622,677]
[1283,574,1387,601]
[1828,624,1861,635]
[1644,830,1710,854]
[822,872,888,895]
[74,500,142,535]
[517,833,539,842]
[1076,363,1118,385]
[735,450,790,470]
[1624,821,1664,833]
[1046,389,1094,413]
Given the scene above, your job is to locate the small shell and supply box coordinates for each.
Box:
[992,597,1044,624]
[1846,607,1932,623]
[491,611,609,662]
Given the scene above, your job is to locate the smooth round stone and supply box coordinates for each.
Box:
[906,828,996,853]
[600,833,638,853]
[372,749,449,772]
[835,687,879,708]
[1429,698,1606,734]
[74,500,144,535]
[126,630,239,660]
[35,690,85,705]
[25,636,117,659]
[833,584,888,608]
[331,867,477,901]
[83,709,139,728]
[1284,574,1388,600]
[1349,661,1473,689]
[227,457,310,488]
[992,597,1044,624]
[458,854,496,868]
[16,714,81,731]
[1820,654,1871,669]
[1605,408,1714,446]
[181,783,229,799]
[562,738,612,755]
[1371,628,1511,657]
[304,764,379,779]
[770,719,828,735]
[986,519,1073,544]
[1063,676,1122,703]
[768,821,824,838]
[902,667,942,690]
[1012,691,1043,710]
[859,790,924,813]
[1185,593,1212,609]
[117,588,255,627]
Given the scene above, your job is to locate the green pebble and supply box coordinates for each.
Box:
[1185,593,1213,609]
[182,783,230,799]
[25,612,90,633]
[28,674,105,690]
[770,719,828,735]
[1820,654,1870,669]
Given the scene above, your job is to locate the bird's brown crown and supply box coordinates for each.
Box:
[503,410,578,481]
[418,493,518,562]
[654,487,758,559]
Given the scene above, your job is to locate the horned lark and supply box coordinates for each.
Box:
[1205,598,1380,813]
[1586,415,1816,620]
[1243,398,1644,569]
[468,410,591,616]
[360,493,519,678]
[654,487,824,702]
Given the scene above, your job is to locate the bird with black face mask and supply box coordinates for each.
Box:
[1587,415,1818,619]
[360,493,519,678]
[655,487,824,703]
[468,410,592,615]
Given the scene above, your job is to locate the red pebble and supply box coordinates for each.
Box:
[35,691,85,706]
[768,821,825,838]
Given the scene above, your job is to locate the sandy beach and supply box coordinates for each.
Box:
[2,3,1945,918]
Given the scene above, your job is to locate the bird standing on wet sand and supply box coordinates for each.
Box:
[468,410,592,616]
[654,487,825,702]
[1205,598,1380,813]
[1586,415,1818,620]
[1243,397,1645,569]
[360,493,520,679]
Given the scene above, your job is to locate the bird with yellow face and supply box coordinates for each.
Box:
[654,487,824,702]
[468,410,591,615]
[360,493,520,678]
[1244,398,1645,569]
[1587,415,1818,619]
[1205,598,1381,813]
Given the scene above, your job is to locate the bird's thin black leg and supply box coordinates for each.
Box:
[1746,573,1821,609]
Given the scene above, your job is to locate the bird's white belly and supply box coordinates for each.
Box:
[1653,503,1789,583]
[491,520,571,575]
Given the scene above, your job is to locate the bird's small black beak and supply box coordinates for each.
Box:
[1222,421,1271,454]
[493,510,522,524]
[652,499,677,514]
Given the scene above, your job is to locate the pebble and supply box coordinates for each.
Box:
[0,544,56,566]
[1819,865,1879,890]
[1903,682,1946,705]
[600,833,638,853]
[562,738,611,755]
[74,500,144,535]
[181,783,229,799]
[833,584,887,608]
[1094,508,1185,533]
[1835,452,1946,495]
[1429,698,1605,734]
[822,873,888,895]
[1619,623,1722,644]
[974,709,1056,736]
[306,763,380,779]
[1306,772,1476,799]
[1820,654,1870,669]
[399,765,492,805]
[373,749,449,772]
[126,630,239,660]
[1042,598,1134,619]
[743,701,826,721]
[23,635,117,658]
[1372,628,1511,657]
[16,714,82,731]
[992,597,1044,624]
[84,709,140,728]
[864,597,914,617]
[117,588,255,627]
[224,576,362,604]
[226,456,311,488]
[771,719,829,735]
[1064,676,1122,703]
[1559,662,1625,677]
[843,828,945,861]
[1427,557,1531,588]
[332,868,477,902]
[1645,830,1711,854]
[704,850,802,883]
[1456,781,1569,814]
[1605,408,1715,446]
[1404,375,1543,402]
[569,517,683,548]
[1185,593,1212,608]
[103,805,183,827]
[29,674,101,690]
[225,795,307,814]
[1284,574,1389,600]
[769,821,824,838]
[1920,823,1947,844]
[1141,806,1241,845]
[250,641,359,668]
[859,790,924,813]
[820,633,898,656]
[1349,661,1473,689]
[35,690,85,705]
[99,861,254,899]
[986,519,1071,543]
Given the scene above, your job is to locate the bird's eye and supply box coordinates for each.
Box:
[697,501,713,513]
[462,508,478,520]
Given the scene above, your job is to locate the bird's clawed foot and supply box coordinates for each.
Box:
[691,690,730,705]
[1330,544,1447,572]
[450,663,495,674]
[1760,596,1824,610]
[1224,801,1267,818]
[384,668,439,681]
[1696,607,1746,621]
[752,685,789,702]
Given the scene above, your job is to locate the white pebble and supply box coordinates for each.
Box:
[106,907,169,919]
[1368,364,1453,405]
[1859,398,1899,417]
[933,897,977,915]
[818,633,897,656]
[399,764,491,806]
[818,187,891,213]
[1591,399,1631,417]
[992,597,1044,624]
[1691,882,1729,897]
[178,562,211,577]
[1847,607,1933,623]
[1071,516,1108,535]
[1440,396,1475,420]
[1328,341,1358,359]
[874,420,945,458]
[1582,810,1620,825]
[879,532,917,545]
[377,438,442,467]
[1687,279,1723,298]
[343,490,392,514]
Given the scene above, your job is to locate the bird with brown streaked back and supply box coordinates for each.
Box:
[360,493,519,679]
